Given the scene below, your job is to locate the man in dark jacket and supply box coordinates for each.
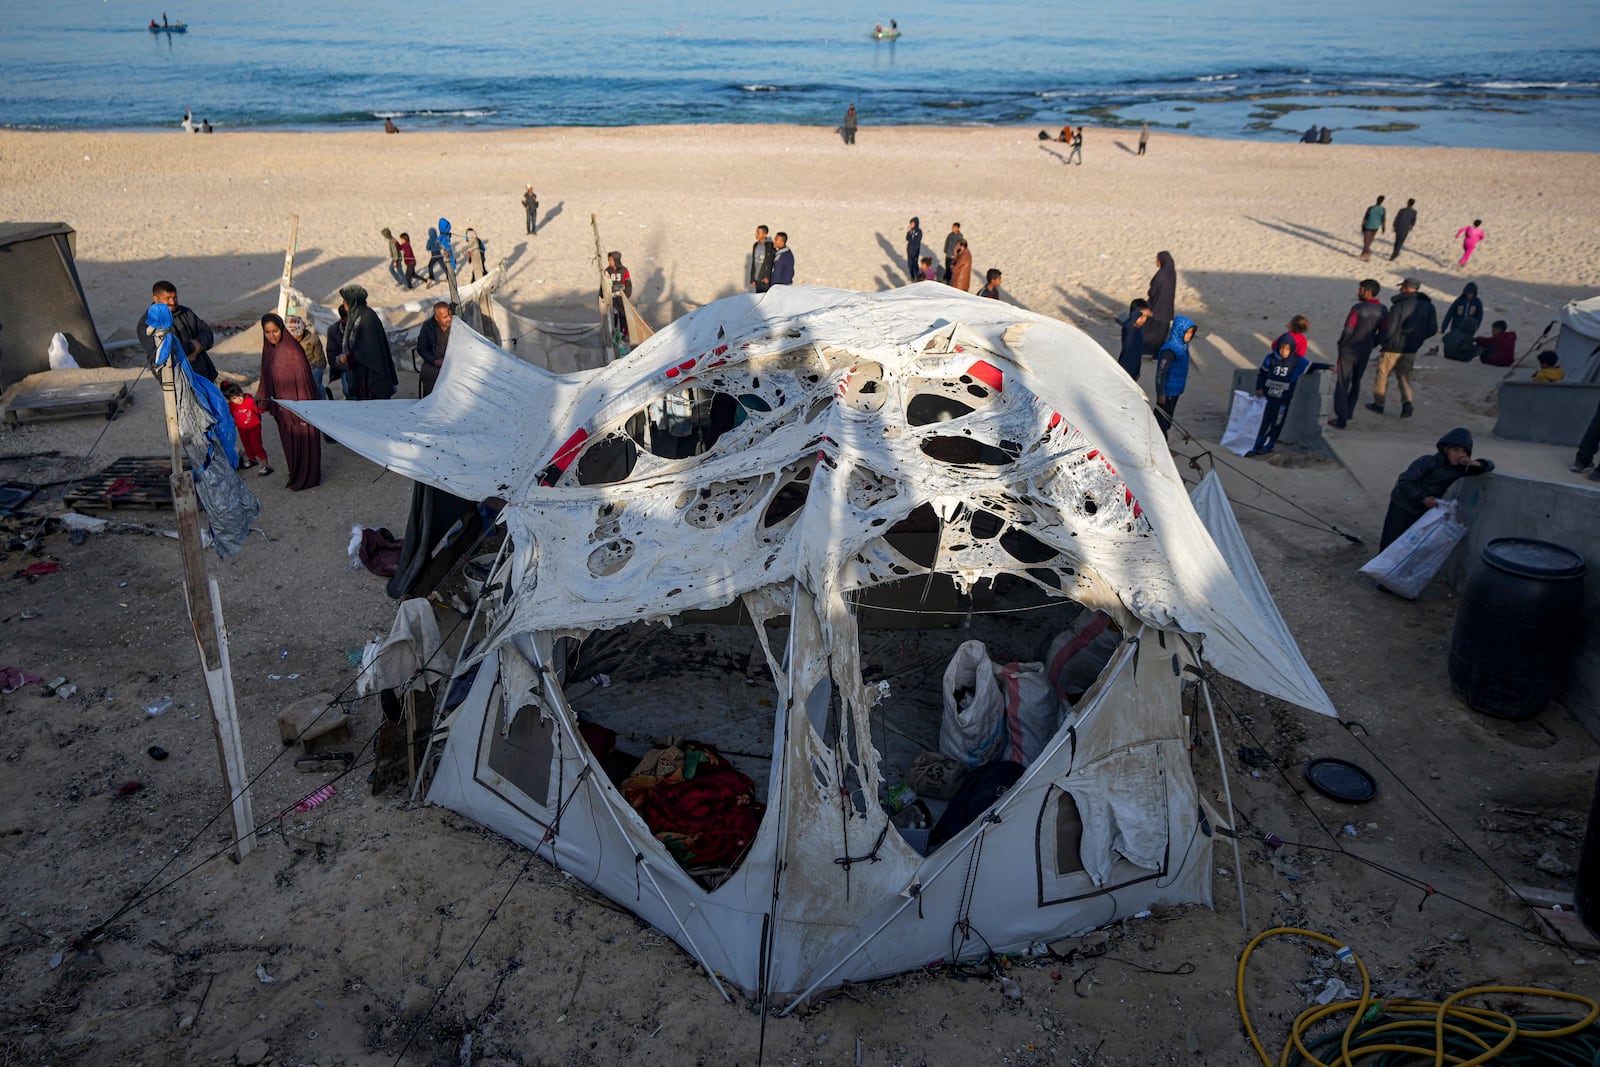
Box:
[415,301,452,397]
[942,223,963,284]
[1380,427,1493,548]
[138,280,218,381]
[1329,279,1384,428]
[1367,278,1437,418]
[522,186,539,235]
[770,233,795,286]
[749,225,775,293]
[905,217,923,284]
[1390,198,1418,260]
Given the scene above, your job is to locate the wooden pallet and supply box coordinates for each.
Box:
[2,382,130,427]
[63,456,175,511]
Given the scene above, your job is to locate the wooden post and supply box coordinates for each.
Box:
[275,214,299,320]
[155,336,256,859]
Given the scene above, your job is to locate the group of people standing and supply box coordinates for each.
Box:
[747,225,797,292]
[903,219,1001,297]
[389,217,488,289]
[1359,194,1484,266]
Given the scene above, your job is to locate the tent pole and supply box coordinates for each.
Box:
[1199,678,1247,929]
[156,346,255,860]
[275,214,298,320]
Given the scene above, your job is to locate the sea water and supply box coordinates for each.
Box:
[2,0,1597,149]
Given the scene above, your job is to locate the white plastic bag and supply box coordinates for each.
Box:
[1357,501,1467,599]
[939,640,1007,767]
[48,333,79,370]
[1220,389,1266,456]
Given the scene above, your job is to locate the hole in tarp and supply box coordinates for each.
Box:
[1000,528,1057,564]
[762,481,810,527]
[920,436,1014,466]
[970,509,1003,540]
[575,434,639,486]
[1083,495,1099,515]
[883,503,940,568]
[1027,567,1063,590]
[906,393,975,426]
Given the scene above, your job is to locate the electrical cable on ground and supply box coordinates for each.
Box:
[1237,926,1600,1067]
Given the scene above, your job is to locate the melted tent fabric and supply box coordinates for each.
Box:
[286,284,1334,715]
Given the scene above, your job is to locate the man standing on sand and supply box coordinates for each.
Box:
[1359,195,1386,261]
[749,225,775,293]
[1328,279,1384,429]
[1367,278,1437,419]
[770,233,795,286]
[842,104,858,146]
[138,280,217,382]
[1390,198,1417,260]
[942,222,963,284]
[1066,126,1083,165]
[905,217,923,284]
[1138,123,1149,155]
[522,186,539,235]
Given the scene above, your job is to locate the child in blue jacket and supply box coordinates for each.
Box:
[1248,333,1328,456]
[1154,316,1197,439]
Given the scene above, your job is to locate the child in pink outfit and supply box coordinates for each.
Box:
[1456,219,1485,266]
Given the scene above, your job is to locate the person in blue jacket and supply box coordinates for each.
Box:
[1118,299,1150,380]
[1153,315,1196,438]
[1247,333,1329,456]
[770,232,795,286]
[436,217,457,271]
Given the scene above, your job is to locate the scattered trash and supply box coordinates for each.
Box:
[1270,852,1301,880]
[144,695,174,717]
[346,526,364,570]
[589,673,611,688]
[55,684,78,700]
[1028,940,1049,957]
[345,647,364,666]
[1343,824,1359,838]
[999,976,1022,1001]
[1537,852,1574,877]
[1314,977,1354,1005]
[18,611,38,621]
[116,780,143,796]
[287,673,300,680]
[267,674,283,681]
[1132,909,1153,919]
[0,668,43,694]
[118,581,128,588]
[293,785,336,813]
[279,649,289,660]
[1335,946,1354,965]
[147,745,169,761]
[48,949,65,970]
[17,561,61,579]
[255,962,276,984]
[42,676,67,695]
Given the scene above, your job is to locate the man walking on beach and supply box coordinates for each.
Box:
[750,225,775,293]
[905,217,923,284]
[1066,127,1083,165]
[1328,279,1384,429]
[1367,278,1437,419]
[842,105,858,146]
[770,233,795,286]
[942,223,963,284]
[1360,195,1386,261]
[1138,124,1149,156]
[1390,198,1417,260]
[522,186,539,235]
[138,280,217,382]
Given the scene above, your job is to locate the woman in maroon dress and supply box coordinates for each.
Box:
[258,312,323,491]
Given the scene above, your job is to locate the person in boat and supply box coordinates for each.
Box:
[890,19,897,30]
[874,22,883,34]
[162,12,169,27]
[150,20,159,30]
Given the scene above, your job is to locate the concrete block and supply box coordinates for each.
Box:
[277,693,347,746]
[1493,381,1600,447]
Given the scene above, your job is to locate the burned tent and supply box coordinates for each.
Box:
[287,285,1334,1006]
[0,223,108,389]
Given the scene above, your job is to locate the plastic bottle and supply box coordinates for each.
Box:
[883,782,916,814]
[144,695,174,717]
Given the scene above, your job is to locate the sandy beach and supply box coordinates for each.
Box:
[2,125,1599,1065]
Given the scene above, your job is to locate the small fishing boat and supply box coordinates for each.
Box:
[148,21,188,33]
[870,28,900,40]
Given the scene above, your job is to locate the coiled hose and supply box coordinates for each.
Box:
[1237,926,1600,1066]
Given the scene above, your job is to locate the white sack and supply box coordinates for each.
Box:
[940,640,1007,768]
[1220,390,1266,456]
[994,661,1063,766]
[1357,501,1467,599]
[1045,612,1120,703]
[48,333,79,370]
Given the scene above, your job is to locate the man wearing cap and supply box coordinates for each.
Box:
[1367,278,1437,419]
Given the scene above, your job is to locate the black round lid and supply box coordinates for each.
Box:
[1482,538,1586,580]
[1304,757,1377,803]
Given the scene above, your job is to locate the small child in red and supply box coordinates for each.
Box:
[221,380,273,475]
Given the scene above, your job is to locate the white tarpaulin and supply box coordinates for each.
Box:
[1557,295,1600,382]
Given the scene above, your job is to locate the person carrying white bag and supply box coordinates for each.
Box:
[1359,427,1493,598]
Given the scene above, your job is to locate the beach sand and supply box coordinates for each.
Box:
[1,126,1598,1065]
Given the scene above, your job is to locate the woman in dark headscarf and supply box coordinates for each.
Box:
[336,285,398,400]
[1144,250,1177,355]
[1440,283,1484,362]
[258,312,323,491]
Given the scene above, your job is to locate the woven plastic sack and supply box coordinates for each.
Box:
[1357,501,1467,599]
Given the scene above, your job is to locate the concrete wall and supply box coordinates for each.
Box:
[1228,367,1328,454]
[1444,473,1600,737]
[1493,381,1600,447]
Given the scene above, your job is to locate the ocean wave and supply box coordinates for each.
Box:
[740,84,782,92]
[377,108,499,119]
[1194,73,1240,82]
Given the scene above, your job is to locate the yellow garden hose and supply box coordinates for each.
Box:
[1237,926,1600,1067]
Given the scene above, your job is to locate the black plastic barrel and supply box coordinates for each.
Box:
[1448,538,1586,720]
